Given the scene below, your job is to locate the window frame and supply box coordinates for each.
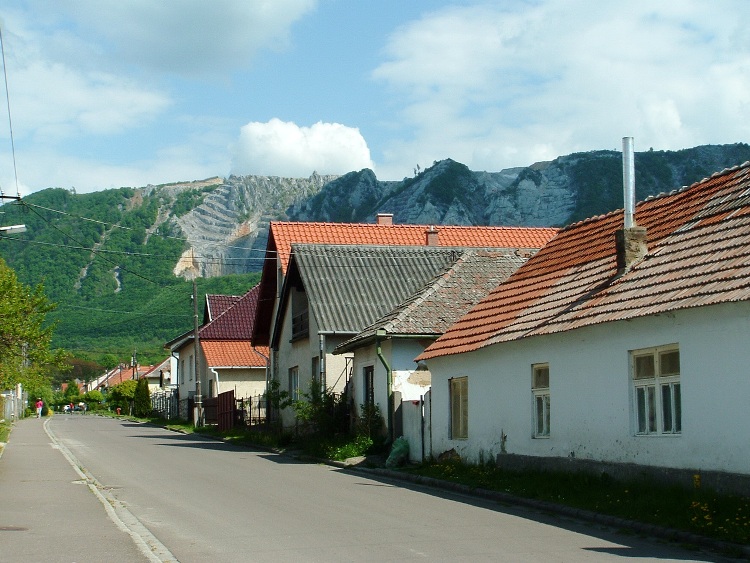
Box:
[288,366,300,401]
[363,365,374,406]
[449,376,468,440]
[631,345,681,436]
[531,363,550,438]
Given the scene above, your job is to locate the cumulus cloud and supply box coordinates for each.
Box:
[230,119,374,178]
[372,1,750,178]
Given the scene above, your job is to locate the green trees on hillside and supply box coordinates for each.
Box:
[0,257,69,390]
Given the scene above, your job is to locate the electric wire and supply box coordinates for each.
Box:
[0,24,20,198]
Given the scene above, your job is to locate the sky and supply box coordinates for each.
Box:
[0,0,749,196]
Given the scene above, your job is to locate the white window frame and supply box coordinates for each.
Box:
[289,366,300,401]
[631,345,681,436]
[449,376,468,440]
[532,363,550,438]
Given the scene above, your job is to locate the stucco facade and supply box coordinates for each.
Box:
[273,297,353,427]
[427,301,750,476]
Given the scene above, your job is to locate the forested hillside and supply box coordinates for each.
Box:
[0,186,259,365]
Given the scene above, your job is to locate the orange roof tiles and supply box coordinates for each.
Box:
[270,222,558,275]
[201,340,269,368]
[420,162,750,360]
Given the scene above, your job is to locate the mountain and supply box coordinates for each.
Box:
[0,143,748,364]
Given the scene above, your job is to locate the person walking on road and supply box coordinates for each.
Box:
[35,398,43,418]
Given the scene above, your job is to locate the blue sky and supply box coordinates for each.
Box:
[1,0,749,195]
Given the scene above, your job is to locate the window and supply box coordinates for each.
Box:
[632,345,681,435]
[532,364,550,437]
[188,355,193,381]
[450,376,468,439]
[363,366,374,405]
[291,288,309,341]
[289,366,300,400]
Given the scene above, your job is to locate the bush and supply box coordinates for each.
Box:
[133,377,151,417]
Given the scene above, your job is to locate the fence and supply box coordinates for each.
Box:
[150,387,179,420]
[1,388,26,422]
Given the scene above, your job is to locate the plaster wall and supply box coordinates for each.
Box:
[427,302,750,475]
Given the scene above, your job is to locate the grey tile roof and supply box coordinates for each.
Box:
[334,250,527,353]
[288,244,464,335]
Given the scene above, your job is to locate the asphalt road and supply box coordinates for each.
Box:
[38,415,734,562]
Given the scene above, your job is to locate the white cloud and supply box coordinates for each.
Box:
[372,1,750,178]
[42,0,318,76]
[230,119,374,178]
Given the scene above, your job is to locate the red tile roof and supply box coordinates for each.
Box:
[200,284,261,340]
[201,340,269,368]
[420,162,750,360]
[270,222,558,275]
[253,221,558,344]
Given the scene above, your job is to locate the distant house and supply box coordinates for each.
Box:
[334,249,528,440]
[141,357,172,392]
[252,217,558,428]
[419,155,750,488]
[165,284,268,420]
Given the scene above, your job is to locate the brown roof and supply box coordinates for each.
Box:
[205,294,241,323]
[420,162,750,360]
[200,285,261,340]
[254,221,558,344]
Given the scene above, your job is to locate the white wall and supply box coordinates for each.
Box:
[213,367,266,398]
[427,302,750,475]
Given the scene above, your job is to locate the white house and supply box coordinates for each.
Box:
[419,151,750,488]
[334,249,528,441]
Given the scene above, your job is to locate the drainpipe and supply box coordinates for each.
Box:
[319,333,326,393]
[210,367,220,397]
[375,329,393,443]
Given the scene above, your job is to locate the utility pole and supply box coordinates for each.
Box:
[192,279,203,427]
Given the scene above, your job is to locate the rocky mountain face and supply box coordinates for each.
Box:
[167,172,338,278]
[166,143,750,278]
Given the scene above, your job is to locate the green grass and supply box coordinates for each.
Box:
[0,420,10,443]
[400,460,750,546]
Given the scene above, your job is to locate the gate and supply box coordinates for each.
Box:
[217,390,235,432]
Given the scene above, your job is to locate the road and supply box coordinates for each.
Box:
[44,415,729,562]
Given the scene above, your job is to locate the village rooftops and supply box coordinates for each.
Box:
[419,161,750,360]
[253,221,558,345]
[334,249,528,354]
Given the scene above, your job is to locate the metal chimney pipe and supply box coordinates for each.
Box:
[622,137,635,228]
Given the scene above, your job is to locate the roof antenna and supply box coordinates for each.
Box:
[0,23,21,200]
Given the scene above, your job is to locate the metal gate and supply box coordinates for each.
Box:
[217,389,235,432]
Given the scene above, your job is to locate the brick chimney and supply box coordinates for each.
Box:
[376,213,393,225]
[425,225,439,246]
[616,137,647,273]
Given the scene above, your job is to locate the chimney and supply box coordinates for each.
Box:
[616,137,647,273]
[425,225,439,246]
[376,213,393,225]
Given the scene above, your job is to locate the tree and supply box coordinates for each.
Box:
[133,377,151,418]
[0,257,69,390]
[63,378,81,404]
[107,379,137,413]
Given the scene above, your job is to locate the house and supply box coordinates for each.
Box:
[419,149,750,488]
[252,217,558,428]
[270,244,465,428]
[333,249,528,441]
[165,284,268,421]
[141,357,173,392]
